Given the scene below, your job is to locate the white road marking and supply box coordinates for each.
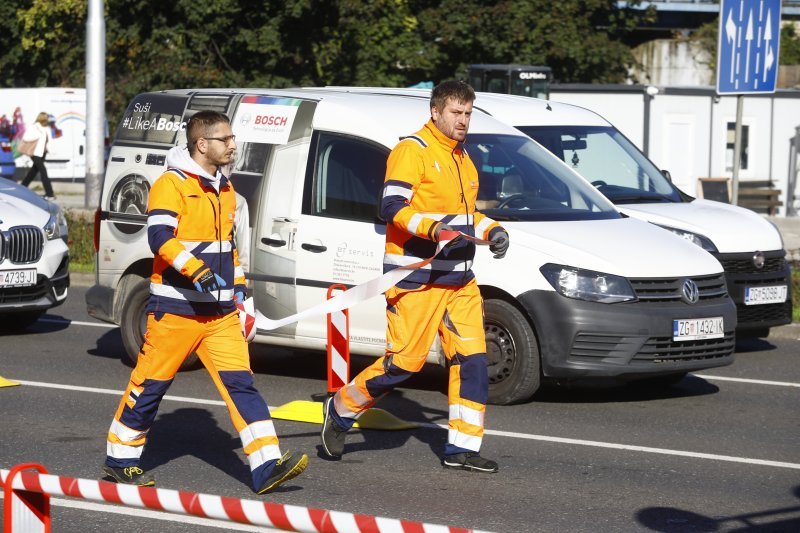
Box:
[13,379,800,471]
[16,380,226,406]
[39,318,118,329]
[695,374,800,388]
[0,492,277,532]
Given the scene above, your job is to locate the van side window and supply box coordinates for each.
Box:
[311,134,387,222]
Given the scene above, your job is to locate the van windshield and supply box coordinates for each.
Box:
[517,125,684,205]
[465,134,620,222]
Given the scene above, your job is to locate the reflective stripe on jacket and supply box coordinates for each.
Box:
[146,167,246,316]
[381,119,501,287]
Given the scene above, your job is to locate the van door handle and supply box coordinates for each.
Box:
[261,237,286,247]
[301,243,327,253]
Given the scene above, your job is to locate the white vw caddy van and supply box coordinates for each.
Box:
[472,92,792,339]
[87,88,736,404]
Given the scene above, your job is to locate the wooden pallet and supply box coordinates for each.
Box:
[736,180,783,215]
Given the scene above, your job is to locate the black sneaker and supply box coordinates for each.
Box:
[443,452,499,473]
[102,465,155,486]
[256,451,308,494]
[321,395,348,458]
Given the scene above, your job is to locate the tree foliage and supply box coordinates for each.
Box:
[0,0,651,125]
[415,0,654,83]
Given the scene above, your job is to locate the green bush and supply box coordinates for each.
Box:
[65,209,95,273]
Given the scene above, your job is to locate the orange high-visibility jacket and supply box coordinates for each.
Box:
[380,119,502,287]
[145,158,246,317]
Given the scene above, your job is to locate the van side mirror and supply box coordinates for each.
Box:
[661,169,672,182]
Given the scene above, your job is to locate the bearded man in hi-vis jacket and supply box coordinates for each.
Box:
[321,81,510,472]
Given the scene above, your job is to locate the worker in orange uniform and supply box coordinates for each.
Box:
[103,110,307,493]
[321,81,509,472]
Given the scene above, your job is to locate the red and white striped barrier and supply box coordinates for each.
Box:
[2,465,487,533]
[4,464,50,533]
[326,284,350,394]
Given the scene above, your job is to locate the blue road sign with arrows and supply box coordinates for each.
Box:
[717,0,782,94]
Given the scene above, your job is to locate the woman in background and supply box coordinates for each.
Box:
[21,112,55,199]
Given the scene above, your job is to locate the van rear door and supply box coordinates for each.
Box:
[241,97,317,339]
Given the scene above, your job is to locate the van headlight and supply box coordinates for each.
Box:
[540,264,636,303]
[43,206,68,242]
[655,224,718,253]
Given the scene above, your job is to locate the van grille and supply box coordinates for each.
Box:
[570,332,735,363]
[1,226,45,264]
[629,274,728,302]
[633,334,736,362]
[736,300,793,324]
[716,251,786,274]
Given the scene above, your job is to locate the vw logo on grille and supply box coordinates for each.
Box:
[681,278,700,304]
[752,251,765,269]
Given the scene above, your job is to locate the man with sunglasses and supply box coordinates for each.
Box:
[102,110,308,494]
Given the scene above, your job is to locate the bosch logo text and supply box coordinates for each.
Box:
[254,115,289,126]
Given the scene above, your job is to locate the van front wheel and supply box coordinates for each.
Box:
[484,299,541,405]
[120,278,199,370]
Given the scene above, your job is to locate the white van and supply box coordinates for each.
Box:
[0,87,96,181]
[469,92,792,338]
[86,89,736,404]
[320,87,792,338]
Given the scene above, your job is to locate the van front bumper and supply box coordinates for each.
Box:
[516,290,737,380]
[714,250,793,332]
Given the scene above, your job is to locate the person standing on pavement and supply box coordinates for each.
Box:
[102,110,307,493]
[20,112,55,199]
[321,80,510,472]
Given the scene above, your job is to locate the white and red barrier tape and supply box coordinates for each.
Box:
[255,230,490,331]
[2,466,487,533]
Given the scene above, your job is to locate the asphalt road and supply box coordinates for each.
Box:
[1,285,799,532]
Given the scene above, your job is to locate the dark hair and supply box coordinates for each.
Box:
[430,80,475,112]
[186,110,230,155]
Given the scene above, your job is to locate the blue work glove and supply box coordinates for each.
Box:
[191,266,226,293]
[489,230,509,259]
[234,290,245,305]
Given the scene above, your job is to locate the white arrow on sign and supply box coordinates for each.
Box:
[763,9,773,83]
[726,8,737,84]
[745,9,753,83]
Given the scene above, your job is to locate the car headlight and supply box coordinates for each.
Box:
[540,264,636,303]
[43,205,68,241]
[655,224,718,253]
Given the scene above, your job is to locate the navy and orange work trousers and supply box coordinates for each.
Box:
[105,311,281,490]
[332,278,489,455]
